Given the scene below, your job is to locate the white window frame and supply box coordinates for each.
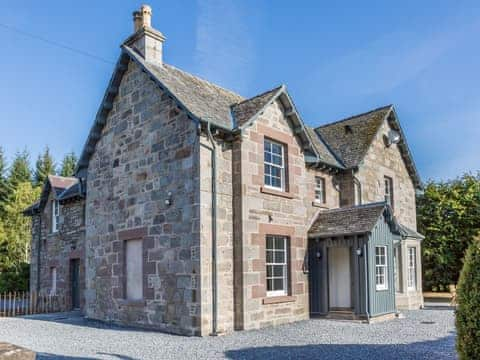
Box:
[314,176,326,203]
[50,267,57,296]
[264,139,286,191]
[354,180,362,205]
[51,200,60,233]
[407,247,417,290]
[266,235,289,297]
[384,176,394,207]
[375,246,388,291]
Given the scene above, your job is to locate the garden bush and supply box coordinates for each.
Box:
[456,236,480,359]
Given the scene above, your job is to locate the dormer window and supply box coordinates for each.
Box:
[51,200,60,233]
[264,139,286,191]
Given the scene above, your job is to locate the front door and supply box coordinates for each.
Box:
[328,247,352,309]
[71,259,80,310]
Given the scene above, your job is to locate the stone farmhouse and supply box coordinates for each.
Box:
[24,5,424,336]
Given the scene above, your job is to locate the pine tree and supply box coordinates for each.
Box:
[8,150,32,191]
[34,146,55,186]
[59,152,78,177]
[0,147,9,218]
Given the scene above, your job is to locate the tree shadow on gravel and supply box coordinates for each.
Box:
[224,333,457,360]
[20,312,181,335]
[37,352,140,360]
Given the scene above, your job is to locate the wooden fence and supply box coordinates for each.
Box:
[0,292,65,317]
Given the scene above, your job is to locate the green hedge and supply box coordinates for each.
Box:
[456,237,480,359]
[0,262,29,293]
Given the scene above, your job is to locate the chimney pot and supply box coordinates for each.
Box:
[132,11,142,32]
[140,4,152,28]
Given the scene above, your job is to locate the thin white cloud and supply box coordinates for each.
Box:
[194,0,254,95]
[314,20,480,98]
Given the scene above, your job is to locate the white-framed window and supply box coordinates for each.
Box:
[314,176,326,203]
[125,239,143,300]
[407,247,417,290]
[375,246,388,290]
[393,246,401,292]
[384,176,394,208]
[354,180,362,205]
[266,235,289,297]
[51,200,60,233]
[50,267,57,295]
[264,139,286,191]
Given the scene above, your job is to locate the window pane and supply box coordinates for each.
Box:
[275,250,285,263]
[274,236,284,250]
[267,279,273,291]
[266,250,274,263]
[272,143,282,155]
[264,151,271,163]
[273,278,284,291]
[273,265,284,277]
[271,177,281,188]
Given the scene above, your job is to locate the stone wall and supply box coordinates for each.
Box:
[85,60,202,335]
[29,192,85,311]
[229,99,338,331]
[356,119,417,229]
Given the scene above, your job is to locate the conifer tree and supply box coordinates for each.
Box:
[8,150,32,191]
[59,151,77,177]
[0,147,9,217]
[34,146,55,186]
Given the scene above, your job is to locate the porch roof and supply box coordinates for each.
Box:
[308,202,392,238]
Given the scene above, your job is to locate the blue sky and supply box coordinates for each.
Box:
[0,0,479,181]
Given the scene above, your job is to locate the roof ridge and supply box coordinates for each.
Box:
[231,85,284,107]
[162,63,244,100]
[315,104,393,130]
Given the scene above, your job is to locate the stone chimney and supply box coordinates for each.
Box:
[124,5,166,66]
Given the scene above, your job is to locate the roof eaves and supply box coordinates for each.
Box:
[75,51,131,173]
[388,107,423,189]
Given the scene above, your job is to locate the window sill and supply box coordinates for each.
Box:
[312,201,328,208]
[117,299,146,307]
[262,295,296,305]
[376,288,389,292]
[260,187,294,199]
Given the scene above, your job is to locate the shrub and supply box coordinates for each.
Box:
[0,262,29,293]
[456,237,480,359]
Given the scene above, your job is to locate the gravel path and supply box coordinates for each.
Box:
[0,309,456,359]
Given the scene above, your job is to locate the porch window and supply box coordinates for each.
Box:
[375,246,388,290]
[394,246,402,292]
[264,139,286,191]
[51,200,60,233]
[266,235,289,296]
[384,176,394,208]
[314,176,326,203]
[407,247,417,290]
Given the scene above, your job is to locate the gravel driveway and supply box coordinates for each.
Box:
[0,309,456,359]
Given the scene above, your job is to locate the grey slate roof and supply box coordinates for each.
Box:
[315,105,392,169]
[305,126,344,168]
[231,86,282,128]
[58,181,84,202]
[308,202,391,238]
[398,223,424,239]
[23,175,80,215]
[125,46,244,130]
